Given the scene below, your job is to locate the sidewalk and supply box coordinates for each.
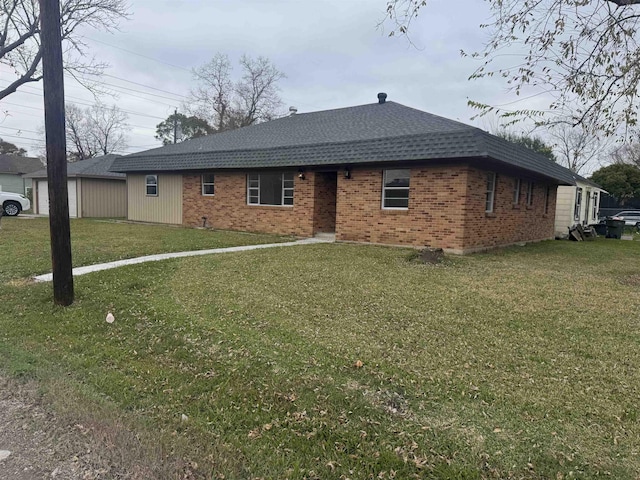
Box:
[33,236,334,283]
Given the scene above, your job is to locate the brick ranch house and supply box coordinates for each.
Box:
[111,94,576,254]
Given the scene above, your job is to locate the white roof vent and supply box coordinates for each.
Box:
[289,106,298,115]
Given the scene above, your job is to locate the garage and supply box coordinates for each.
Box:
[36,179,77,217]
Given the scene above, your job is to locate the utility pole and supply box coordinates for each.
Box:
[40,0,74,306]
[173,108,178,144]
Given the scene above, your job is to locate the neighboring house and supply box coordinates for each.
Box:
[26,154,126,218]
[111,94,577,253]
[0,154,43,194]
[554,175,607,238]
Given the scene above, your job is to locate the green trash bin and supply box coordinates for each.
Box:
[606,218,625,239]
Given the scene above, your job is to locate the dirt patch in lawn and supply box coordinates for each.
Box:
[0,374,110,480]
[619,274,640,287]
[0,374,192,480]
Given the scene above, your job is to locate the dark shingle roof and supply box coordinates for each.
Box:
[574,173,604,190]
[25,154,125,179]
[111,101,576,185]
[0,154,43,175]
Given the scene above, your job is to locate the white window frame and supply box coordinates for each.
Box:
[201,174,215,196]
[382,169,410,210]
[592,192,598,220]
[145,175,158,197]
[246,173,294,207]
[513,178,521,205]
[486,172,497,213]
[544,185,551,214]
[574,187,582,221]
[526,181,534,207]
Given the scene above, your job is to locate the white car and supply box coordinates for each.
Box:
[611,210,640,227]
[1,191,31,216]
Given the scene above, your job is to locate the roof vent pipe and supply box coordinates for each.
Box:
[289,106,298,115]
[377,92,387,104]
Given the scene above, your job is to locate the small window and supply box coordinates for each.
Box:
[486,172,497,213]
[145,175,158,196]
[202,174,215,196]
[544,185,551,214]
[513,178,521,205]
[526,181,534,207]
[574,187,582,221]
[247,173,294,206]
[382,169,410,209]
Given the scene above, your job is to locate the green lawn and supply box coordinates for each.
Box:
[0,217,289,282]
[1,220,639,479]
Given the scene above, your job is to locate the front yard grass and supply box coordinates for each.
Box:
[0,217,289,282]
[1,223,639,479]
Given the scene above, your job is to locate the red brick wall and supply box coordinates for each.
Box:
[182,165,557,252]
[335,166,469,250]
[462,168,556,250]
[182,172,316,236]
[313,172,337,233]
[335,165,556,253]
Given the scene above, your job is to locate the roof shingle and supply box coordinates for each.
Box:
[111,101,576,185]
[0,154,43,175]
[25,154,125,179]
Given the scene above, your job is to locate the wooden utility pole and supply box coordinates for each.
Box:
[40,0,74,305]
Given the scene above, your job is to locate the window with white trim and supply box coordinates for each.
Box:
[574,187,583,221]
[202,174,215,196]
[486,172,497,213]
[526,181,534,207]
[513,178,521,205]
[544,186,551,214]
[592,192,598,220]
[145,175,158,196]
[247,173,294,206]
[382,169,410,209]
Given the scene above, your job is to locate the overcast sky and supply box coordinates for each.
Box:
[0,0,552,160]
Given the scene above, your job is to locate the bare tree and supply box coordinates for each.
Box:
[384,0,640,138]
[65,103,128,161]
[0,0,128,100]
[610,135,640,168]
[187,53,285,132]
[548,123,610,174]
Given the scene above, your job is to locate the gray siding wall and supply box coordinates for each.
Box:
[80,178,127,217]
[127,174,182,224]
[0,173,27,194]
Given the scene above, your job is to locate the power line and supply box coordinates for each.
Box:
[0,132,42,143]
[2,100,158,130]
[87,73,189,99]
[0,85,167,120]
[0,125,41,135]
[83,36,193,74]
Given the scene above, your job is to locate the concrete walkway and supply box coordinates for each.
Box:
[33,237,333,283]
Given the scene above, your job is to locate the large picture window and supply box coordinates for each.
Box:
[145,175,158,196]
[247,173,294,206]
[202,174,215,196]
[486,172,496,213]
[382,169,410,209]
